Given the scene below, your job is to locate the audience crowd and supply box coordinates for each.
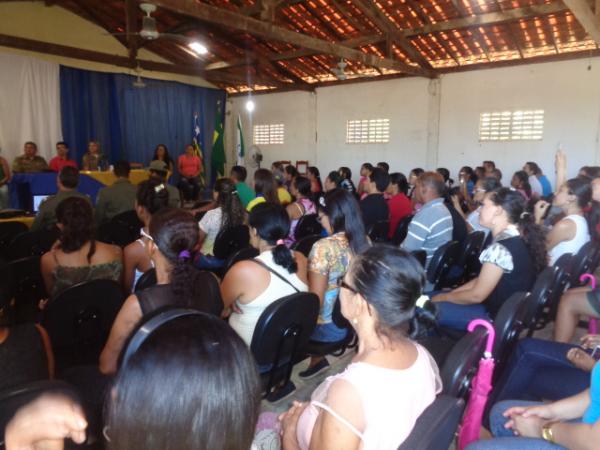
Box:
[4,141,600,450]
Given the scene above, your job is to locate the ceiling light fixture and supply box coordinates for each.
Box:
[245,99,255,113]
[188,41,208,55]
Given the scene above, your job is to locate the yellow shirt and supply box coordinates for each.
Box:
[247,196,266,212]
[278,187,292,205]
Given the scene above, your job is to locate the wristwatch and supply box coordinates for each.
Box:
[542,423,555,443]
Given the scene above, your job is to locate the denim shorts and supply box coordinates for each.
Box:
[311,322,348,342]
[587,288,600,315]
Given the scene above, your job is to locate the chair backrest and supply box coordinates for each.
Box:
[134,268,157,292]
[397,395,466,450]
[213,225,250,260]
[250,292,319,368]
[291,234,322,258]
[441,327,488,399]
[8,256,47,320]
[294,214,323,240]
[6,227,60,261]
[460,231,486,280]
[110,210,143,247]
[96,220,135,247]
[548,253,573,318]
[0,221,28,257]
[41,279,126,371]
[224,247,260,274]
[368,220,390,243]
[392,214,413,246]
[0,380,79,436]
[491,291,529,367]
[410,250,427,268]
[521,268,554,333]
[427,240,461,289]
[570,241,596,286]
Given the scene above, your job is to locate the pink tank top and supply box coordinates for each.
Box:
[296,344,441,450]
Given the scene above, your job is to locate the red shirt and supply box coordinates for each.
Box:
[387,193,412,239]
[178,155,201,178]
[49,157,77,172]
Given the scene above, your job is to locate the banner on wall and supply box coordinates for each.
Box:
[212,100,226,177]
[192,113,206,187]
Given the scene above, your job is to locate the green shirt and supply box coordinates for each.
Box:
[235,182,255,208]
[31,190,90,232]
[95,178,137,225]
[12,155,48,173]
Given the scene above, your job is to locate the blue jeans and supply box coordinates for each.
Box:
[194,254,225,270]
[311,322,348,343]
[491,338,590,405]
[466,400,566,449]
[435,301,489,331]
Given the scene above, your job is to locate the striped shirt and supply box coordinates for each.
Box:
[402,198,453,268]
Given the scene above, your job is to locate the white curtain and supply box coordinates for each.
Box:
[0,53,62,163]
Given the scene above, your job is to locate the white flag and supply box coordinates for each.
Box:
[236,114,245,166]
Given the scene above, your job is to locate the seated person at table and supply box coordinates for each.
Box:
[100,208,221,374]
[148,160,180,208]
[467,359,600,449]
[48,141,77,173]
[386,172,412,240]
[223,203,308,346]
[12,141,48,173]
[534,177,591,266]
[402,171,453,269]
[95,160,137,225]
[82,140,106,171]
[359,167,390,231]
[431,188,546,330]
[0,152,11,210]
[0,259,54,391]
[41,197,122,298]
[31,166,89,232]
[177,144,202,202]
[123,179,169,292]
[247,169,280,212]
[230,165,255,208]
[279,246,441,450]
[151,143,174,173]
[302,189,369,377]
[196,177,245,269]
[285,175,317,246]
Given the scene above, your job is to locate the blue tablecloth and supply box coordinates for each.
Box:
[9,173,106,210]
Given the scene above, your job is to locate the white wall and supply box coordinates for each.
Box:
[227,56,600,187]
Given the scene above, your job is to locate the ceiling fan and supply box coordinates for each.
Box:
[331,59,348,81]
[107,3,209,56]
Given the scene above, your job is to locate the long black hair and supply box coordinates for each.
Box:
[56,197,96,262]
[308,166,323,192]
[148,208,203,302]
[319,189,369,255]
[136,179,170,215]
[152,144,173,168]
[512,170,532,198]
[214,177,245,229]
[249,203,297,273]
[489,187,547,273]
[107,313,261,450]
[338,167,357,194]
[564,177,591,210]
[389,172,409,195]
[348,246,425,341]
[253,169,280,204]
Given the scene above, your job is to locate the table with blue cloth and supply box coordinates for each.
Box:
[9,172,106,210]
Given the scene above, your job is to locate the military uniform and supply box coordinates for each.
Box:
[31,190,90,232]
[95,178,137,224]
[12,155,48,173]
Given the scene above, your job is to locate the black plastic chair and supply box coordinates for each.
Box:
[41,279,126,373]
[8,255,47,323]
[294,214,323,240]
[303,297,356,358]
[491,291,529,378]
[522,268,555,336]
[427,240,461,290]
[440,326,488,400]
[6,227,60,261]
[134,268,157,292]
[460,231,486,282]
[411,250,427,268]
[0,380,79,437]
[223,247,259,274]
[367,220,390,243]
[250,292,319,402]
[392,214,413,246]
[0,221,28,257]
[569,241,596,287]
[397,395,465,450]
[292,234,322,258]
[546,253,574,321]
[112,210,142,241]
[213,225,250,260]
[97,220,135,247]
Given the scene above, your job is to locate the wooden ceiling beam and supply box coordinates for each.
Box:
[563,0,600,45]
[125,0,139,61]
[150,0,425,76]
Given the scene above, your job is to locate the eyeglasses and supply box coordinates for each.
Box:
[140,228,154,241]
[339,279,358,294]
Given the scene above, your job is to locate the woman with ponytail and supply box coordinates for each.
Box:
[100,208,222,374]
[431,187,546,330]
[222,203,308,346]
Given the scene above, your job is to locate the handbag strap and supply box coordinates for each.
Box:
[249,258,300,293]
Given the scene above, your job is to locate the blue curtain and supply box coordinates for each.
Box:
[60,66,226,183]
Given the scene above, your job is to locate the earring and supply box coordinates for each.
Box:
[352,317,358,325]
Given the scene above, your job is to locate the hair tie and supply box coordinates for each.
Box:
[178,250,191,261]
[231,189,238,195]
[276,239,285,246]
[154,183,165,193]
[520,211,530,220]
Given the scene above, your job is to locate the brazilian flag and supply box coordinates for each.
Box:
[211,101,226,177]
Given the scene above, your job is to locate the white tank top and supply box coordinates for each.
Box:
[549,214,590,265]
[229,250,308,346]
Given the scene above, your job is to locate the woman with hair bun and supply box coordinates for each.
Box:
[100,208,222,374]
[222,202,308,346]
[41,197,122,298]
[279,246,441,449]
